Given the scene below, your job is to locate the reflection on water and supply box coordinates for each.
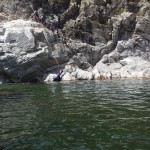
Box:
[0,79,150,150]
[0,90,16,96]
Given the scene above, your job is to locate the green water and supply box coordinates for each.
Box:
[0,79,150,150]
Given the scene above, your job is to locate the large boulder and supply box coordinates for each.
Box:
[0,19,69,82]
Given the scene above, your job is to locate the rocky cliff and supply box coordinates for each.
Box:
[0,0,150,83]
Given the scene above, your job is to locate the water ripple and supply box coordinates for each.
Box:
[0,79,150,149]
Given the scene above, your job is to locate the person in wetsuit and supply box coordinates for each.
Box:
[53,70,65,81]
[30,10,39,22]
[38,8,46,25]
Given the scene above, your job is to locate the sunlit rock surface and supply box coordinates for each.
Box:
[0,0,150,83]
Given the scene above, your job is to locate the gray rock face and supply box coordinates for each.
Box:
[0,0,150,83]
[0,20,69,82]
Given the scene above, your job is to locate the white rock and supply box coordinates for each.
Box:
[92,68,101,80]
[62,72,76,81]
[75,68,93,80]
[44,73,56,83]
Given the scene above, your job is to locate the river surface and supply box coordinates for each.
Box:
[0,79,150,150]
